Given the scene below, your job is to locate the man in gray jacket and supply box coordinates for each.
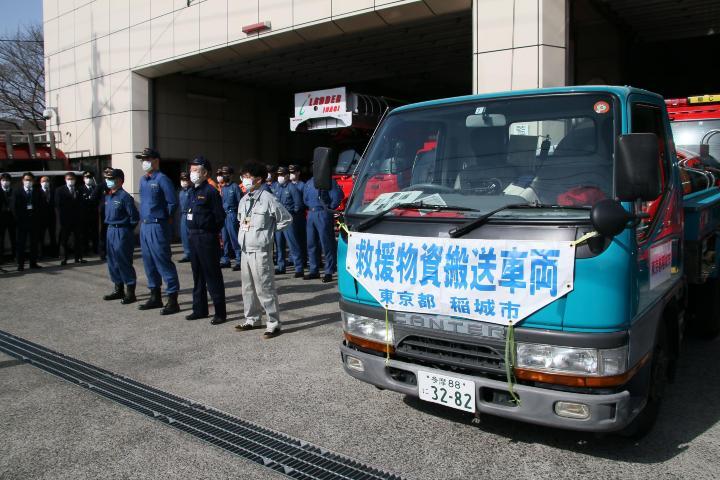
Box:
[235,162,292,338]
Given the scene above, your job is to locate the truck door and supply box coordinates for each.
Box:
[628,96,682,309]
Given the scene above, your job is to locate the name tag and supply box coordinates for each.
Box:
[240,221,250,231]
[186,213,193,221]
[26,204,33,210]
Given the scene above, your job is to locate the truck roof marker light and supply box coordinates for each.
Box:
[344,332,395,355]
[514,353,650,388]
[688,94,720,104]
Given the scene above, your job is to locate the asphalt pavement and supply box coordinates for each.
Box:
[1,247,719,480]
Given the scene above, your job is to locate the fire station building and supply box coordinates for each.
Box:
[42,0,720,190]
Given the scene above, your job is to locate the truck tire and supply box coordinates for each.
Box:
[618,323,669,439]
[689,278,720,338]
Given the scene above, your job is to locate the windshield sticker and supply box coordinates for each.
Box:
[475,107,486,114]
[594,101,610,114]
[362,191,423,213]
[346,232,576,325]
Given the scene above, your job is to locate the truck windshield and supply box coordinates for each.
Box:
[671,119,720,165]
[346,93,617,220]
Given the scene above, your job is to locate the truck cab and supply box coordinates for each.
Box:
[329,86,720,435]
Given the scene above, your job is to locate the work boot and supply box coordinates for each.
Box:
[160,292,180,315]
[103,283,124,301]
[121,284,137,304]
[138,287,163,310]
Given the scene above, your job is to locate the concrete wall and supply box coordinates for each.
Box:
[43,0,468,192]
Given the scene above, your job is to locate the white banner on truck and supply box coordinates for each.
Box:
[346,232,577,325]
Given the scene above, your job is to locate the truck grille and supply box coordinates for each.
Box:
[395,335,506,375]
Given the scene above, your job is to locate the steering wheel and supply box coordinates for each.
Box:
[471,177,504,195]
[402,183,456,194]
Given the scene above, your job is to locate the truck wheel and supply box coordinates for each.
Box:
[691,279,720,338]
[618,324,669,439]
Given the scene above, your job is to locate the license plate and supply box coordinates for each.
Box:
[418,370,476,413]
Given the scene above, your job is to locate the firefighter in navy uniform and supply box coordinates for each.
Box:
[272,166,304,276]
[185,156,228,325]
[101,169,140,304]
[303,176,344,282]
[98,166,114,261]
[178,171,191,263]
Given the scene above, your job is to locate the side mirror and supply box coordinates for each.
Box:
[590,199,636,238]
[312,147,334,190]
[616,133,662,201]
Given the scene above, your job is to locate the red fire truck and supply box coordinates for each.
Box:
[1,130,71,177]
[665,95,720,192]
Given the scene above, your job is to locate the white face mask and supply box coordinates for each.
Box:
[23,180,32,190]
[180,181,189,189]
[277,176,286,185]
[289,173,297,182]
[41,182,50,190]
[105,179,116,190]
[216,176,224,184]
[84,178,92,186]
[242,177,254,191]
[141,160,153,172]
[66,179,75,188]
[190,171,202,185]
[1,180,9,189]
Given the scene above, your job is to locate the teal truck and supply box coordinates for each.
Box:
[312,86,720,436]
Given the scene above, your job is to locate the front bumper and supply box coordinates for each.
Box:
[340,344,636,432]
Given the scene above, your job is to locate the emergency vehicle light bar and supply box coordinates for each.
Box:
[688,94,720,104]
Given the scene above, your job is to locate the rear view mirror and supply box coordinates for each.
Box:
[312,147,334,190]
[466,113,507,128]
[591,199,635,238]
[615,133,662,201]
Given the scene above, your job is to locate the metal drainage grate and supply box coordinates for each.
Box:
[0,330,402,480]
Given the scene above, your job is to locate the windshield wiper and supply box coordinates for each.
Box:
[356,201,479,232]
[449,203,591,238]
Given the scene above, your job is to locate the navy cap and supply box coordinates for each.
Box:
[135,147,161,159]
[190,155,211,170]
[179,171,189,180]
[277,166,288,175]
[105,168,124,180]
[288,164,300,173]
[220,165,234,175]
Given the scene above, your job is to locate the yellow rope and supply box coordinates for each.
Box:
[337,221,350,235]
[504,322,521,405]
[570,231,598,247]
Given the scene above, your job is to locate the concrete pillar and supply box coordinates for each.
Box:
[113,73,150,196]
[473,0,567,94]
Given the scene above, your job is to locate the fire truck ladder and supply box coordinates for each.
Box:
[1,130,59,160]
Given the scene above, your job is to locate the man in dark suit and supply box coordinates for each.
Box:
[0,172,16,261]
[79,170,101,256]
[56,171,85,265]
[12,172,43,271]
[38,175,57,258]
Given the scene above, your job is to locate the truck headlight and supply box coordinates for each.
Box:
[342,311,394,344]
[516,343,628,376]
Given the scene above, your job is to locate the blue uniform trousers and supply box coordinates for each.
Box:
[189,230,226,317]
[306,209,336,275]
[106,225,136,285]
[140,221,179,293]
[180,215,190,258]
[275,212,303,273]
[293,213,307,266]
[221,212,241,266]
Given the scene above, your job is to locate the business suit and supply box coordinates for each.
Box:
[38,186,57,257]
[0,186,16,259]
[12,185,43,269]
[55,184,84,263]
[80,183,101,255]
